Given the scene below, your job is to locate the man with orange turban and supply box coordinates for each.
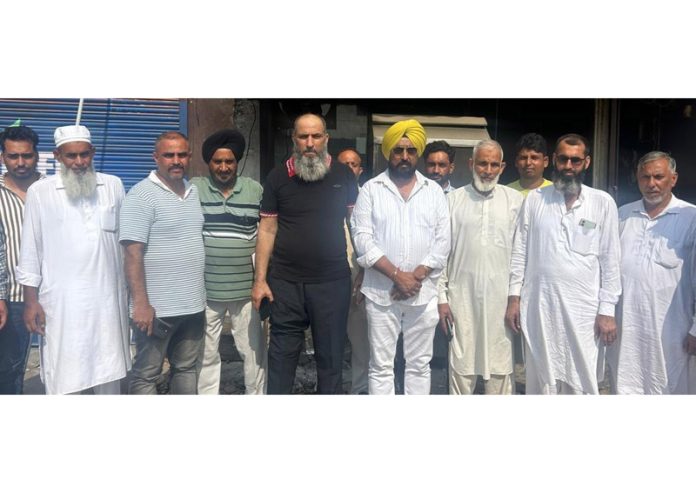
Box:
[351,119,450,394]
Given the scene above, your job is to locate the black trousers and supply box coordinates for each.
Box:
[267,276,350,394]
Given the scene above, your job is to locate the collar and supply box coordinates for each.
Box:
[375,169,429,196]
[633,194,679,219]
[148,170,193,198]
[285,155,332,178]
[205,175,243,196]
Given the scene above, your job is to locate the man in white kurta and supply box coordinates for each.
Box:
[16,125,130,395]
[607,151,696,394]
[506,133,621,394]
[438,140,523,394]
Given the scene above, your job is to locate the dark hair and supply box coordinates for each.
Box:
[0,125,39,153]
[423,140,455,163]
[514,133,547,157]
[555,133,590,157]
[154,131,189,150]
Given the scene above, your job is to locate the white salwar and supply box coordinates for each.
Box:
[438,184,523,392]
[16,173,131,395]
[607,196,696,394]
[351,170,450,395]
[509,185,621,394]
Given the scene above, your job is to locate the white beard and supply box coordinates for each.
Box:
[294,149,330,182]
[472,172,499,193]
[60,163,97,201]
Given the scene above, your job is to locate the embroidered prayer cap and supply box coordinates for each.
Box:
[202,128,246,164]
[54,125,91,147]
[381,119,427,160]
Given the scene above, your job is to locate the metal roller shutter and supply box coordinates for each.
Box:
[0,98,185,190]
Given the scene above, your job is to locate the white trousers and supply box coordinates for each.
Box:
[198,299,267,395]
[366,298,438,395]
[347,301,369,394]
[449,372,513,395]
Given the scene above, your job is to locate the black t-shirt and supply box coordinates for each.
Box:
[260,161,358,282]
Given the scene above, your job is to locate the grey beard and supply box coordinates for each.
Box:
[472,173,499,193]
[60,163,97,201]
[553,169,584,196]
[294,150,330,182]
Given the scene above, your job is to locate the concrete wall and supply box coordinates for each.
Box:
[186,99,262,182]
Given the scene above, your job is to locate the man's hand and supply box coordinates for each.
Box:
[413,265,431,282]
[24,299,46,336]
[0,300,7,330]
[437,303,453,337]
[683,333,696,355]
[504,296,521,334]
[251,280,274,310]
[132,302,156,336]
[391,270,422,300]
[594,314,617,345]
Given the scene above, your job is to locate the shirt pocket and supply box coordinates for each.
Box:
[100,205,118,232]
[570,223,599,256]
[653,238,683,269]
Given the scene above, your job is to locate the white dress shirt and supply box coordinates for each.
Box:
[351,170,450,307]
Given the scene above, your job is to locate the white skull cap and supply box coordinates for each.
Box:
[54,125,91,147]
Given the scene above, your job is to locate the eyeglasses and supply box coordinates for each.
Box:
[392,147,418,157]
[556,155,586,165]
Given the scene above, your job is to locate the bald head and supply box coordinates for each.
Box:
[338,149,362,178]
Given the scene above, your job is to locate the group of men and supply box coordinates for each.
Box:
[0,113,693,395]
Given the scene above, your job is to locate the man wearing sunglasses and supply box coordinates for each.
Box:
[351,119,450,394]
[505,133,621,394]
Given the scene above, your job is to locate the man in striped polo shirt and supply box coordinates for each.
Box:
[193,129,266,395]
[0,125,44,394]
[120,131,206,395]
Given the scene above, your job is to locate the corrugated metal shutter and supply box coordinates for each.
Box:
[0,98,185,190]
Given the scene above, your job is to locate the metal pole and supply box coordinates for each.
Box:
[76,98,84,125]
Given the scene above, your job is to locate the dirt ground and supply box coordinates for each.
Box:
[22,331,608,395]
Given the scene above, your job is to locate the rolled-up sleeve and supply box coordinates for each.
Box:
[350,183,385,268]
[419,187,450,273]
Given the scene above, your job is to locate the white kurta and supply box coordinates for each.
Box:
[438,184,523,378]
[16,173,131,394]
[607,196,696,394]
[509,185,621,394]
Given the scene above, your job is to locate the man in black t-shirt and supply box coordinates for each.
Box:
[251,113,358,394]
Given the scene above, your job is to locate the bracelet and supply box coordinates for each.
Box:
[391,268,399,280]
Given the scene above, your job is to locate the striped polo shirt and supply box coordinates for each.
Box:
[119,171,206,318]
[0,173,45,302]
[191,176,262,302]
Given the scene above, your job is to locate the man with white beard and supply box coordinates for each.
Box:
[505,133,621,394]
[17,125,131,394]
[251,113,358,394]
[438,140,523,394]
[607,151,696,394]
